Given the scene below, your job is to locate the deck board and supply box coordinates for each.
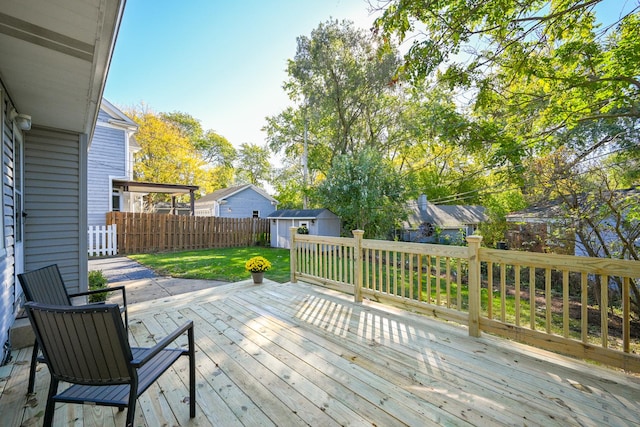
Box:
[2,280,640,426]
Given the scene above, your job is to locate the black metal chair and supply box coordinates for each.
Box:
[18,264,128,393]
[24,302,196,427]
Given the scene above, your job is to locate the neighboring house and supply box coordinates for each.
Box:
[401,195,488,244]
[268,209,341,249]
[195,184,278,218]
[506,188,640,256]
[0,0,125,365]
[504,199,573,254]
[87,100,139,227]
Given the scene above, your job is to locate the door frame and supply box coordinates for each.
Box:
[13,125,24,289]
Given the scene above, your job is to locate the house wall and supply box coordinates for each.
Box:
[0,91,17,364]
[219,188,276,218]
[24,127,87,295]
[87,109,127,227]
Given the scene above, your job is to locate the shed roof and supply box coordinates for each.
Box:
[405,203,487,229]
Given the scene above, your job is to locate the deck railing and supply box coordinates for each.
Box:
[289,228,640,372]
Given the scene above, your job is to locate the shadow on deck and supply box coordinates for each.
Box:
[1,279,639,426]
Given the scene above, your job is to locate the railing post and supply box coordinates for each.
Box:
[353,230,364,303]
[290,227,298,283]
[466,235,483,337]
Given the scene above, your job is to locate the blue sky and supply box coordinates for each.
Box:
[104,0,379,148]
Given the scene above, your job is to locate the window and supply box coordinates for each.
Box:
[252,210,259,218]
[112,191,121,212]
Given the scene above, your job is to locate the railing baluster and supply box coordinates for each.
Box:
[563,270,569,338]
[514,264,521,327]
[602,274,609,348]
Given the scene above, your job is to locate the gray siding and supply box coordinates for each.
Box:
[24,127,87,294]
[222,188,276,218]
[87,122,127,227]
[0,93,16,362]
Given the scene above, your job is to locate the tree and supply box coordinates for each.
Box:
[126,109,207,203]
[266,19,403,181]
[160,110,237,192]
[235,143,272,186]
[162,111,237,170]
[374,1,639,166]
[315,148,407,238]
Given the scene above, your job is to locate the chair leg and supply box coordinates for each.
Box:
[27,340,39,394]
[188,326,196,418]
[126,383,138,427]
[43,378,58,427]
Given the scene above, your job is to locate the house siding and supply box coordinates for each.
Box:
[0,91,16,363]
[87,120,127,227]
[220,188,276,218]
[24,127,87,295]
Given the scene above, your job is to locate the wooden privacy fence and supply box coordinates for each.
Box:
[106,212,270,254]
[289,228,640,373]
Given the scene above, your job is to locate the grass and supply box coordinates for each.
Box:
[129,247,291,283]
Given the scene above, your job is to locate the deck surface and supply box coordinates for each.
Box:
[2,280,640,426]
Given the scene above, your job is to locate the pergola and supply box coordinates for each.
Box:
[112,180,199,215]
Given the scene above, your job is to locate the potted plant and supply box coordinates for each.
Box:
[245,256,271,284]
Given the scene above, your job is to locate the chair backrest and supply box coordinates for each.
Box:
[24,302,134,385]
[18,264,72,306]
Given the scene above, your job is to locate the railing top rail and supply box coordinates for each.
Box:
[480,247,640,277]
[361,239,469,258]
[293,234,355,245]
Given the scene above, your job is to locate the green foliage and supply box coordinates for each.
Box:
[126,107,237,199]
[235,143,272,186]
[477,190,527,248]
[88,270,108,303]
[130,247,290,283]
[315,148,407,238]
[375,0,639,184]
[265,18,404,203]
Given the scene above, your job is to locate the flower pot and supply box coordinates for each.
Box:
[251,271,264,284]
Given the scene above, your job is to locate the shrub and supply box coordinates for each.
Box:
[88,270,108,303]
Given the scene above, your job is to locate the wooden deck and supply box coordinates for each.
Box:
[2,280,640,426]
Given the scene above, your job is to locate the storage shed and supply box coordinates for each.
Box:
[268,209,340,249]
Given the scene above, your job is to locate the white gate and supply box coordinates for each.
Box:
[88,224,118,256]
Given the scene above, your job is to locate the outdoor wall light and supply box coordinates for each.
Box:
[9,108,31,130]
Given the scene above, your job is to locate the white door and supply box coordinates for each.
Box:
[14,128,24,283]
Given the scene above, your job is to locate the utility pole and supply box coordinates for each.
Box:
[303,102,309,209]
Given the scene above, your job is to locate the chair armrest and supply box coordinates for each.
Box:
[70,285,127,307]
[131,320,194,367]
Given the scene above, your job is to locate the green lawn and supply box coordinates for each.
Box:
[129,247,291,283]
